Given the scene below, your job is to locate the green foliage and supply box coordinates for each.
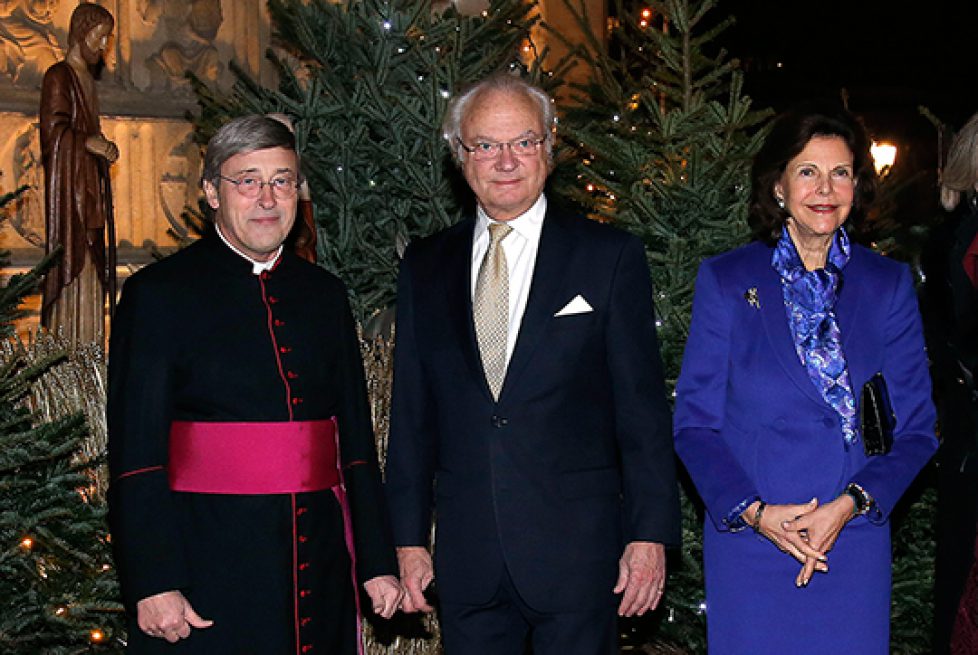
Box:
[0,188,123,653]
[554,0,770,388]
[890,482,937,655]
[552,1,768,649]
[192,0,557,323]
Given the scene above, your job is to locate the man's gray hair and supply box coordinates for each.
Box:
[202,114,298,187]
[442,73,557,165]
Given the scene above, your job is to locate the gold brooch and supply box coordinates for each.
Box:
[744,287,760,309]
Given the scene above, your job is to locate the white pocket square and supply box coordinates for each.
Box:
[555,294,593,317]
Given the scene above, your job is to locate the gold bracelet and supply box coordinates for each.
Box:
[752,501,767,533]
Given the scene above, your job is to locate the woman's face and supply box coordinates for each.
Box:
[774,135,856,243]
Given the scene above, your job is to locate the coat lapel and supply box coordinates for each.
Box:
[443,218,492,398]
[755,255,830,409]
[498,210,573,401]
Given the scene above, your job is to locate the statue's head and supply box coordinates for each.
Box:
[68,3,114,65]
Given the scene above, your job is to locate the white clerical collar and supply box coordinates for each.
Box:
[475,193,547,240]
[216,225,282,275]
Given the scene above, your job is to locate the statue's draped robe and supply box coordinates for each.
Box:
[39,60,109,344]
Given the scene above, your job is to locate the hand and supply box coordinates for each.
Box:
[747,499,828,576]
[782,495,855,586]
[613,541,666,616]
[136,590,213,643]
[396,546,434,613]
[363,575,404,619]
[85,134,119,162]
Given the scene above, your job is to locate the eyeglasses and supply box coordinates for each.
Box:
[457,136,547,161]
[219,174,299,199]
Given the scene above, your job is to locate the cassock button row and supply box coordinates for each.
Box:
[292,397,304,405]
[300,589,312,598]
[268,296,279,304]
[301,645,313,653]
[300,617,312,627]
[491,415,508,428]
[280,346,293,354]
[287,371,299,379]
[298,535,308,543]
[299,562,310,571]
[296,507,307,516]
[274,319,285,327]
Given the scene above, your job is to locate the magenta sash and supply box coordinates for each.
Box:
[168,419,339,494]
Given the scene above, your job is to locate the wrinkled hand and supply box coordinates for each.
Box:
[396,546,434,613]
[613,541,666,617]
[136,590,213,643]
[364,575,404,619]
[748,499,828,582]
[782,495,855,587]
[85,134,119,163]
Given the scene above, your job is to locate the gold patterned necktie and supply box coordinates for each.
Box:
[473,222,513,400]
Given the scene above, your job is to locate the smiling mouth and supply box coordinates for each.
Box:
[807,205,838,213]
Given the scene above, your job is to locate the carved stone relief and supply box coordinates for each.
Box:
[0,0,62,87]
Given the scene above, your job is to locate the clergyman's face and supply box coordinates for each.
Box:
[203,146,298,262]
[459,88,550,221]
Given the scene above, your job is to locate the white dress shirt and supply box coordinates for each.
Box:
[470,194,547,365]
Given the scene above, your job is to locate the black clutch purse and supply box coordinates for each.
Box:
[860,372,895,456]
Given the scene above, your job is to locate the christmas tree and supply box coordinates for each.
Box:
[191,0,559,324]
[0,190,124,653]
[550,0,769,650]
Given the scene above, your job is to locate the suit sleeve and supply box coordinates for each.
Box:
[674,260,760,531]
[107,275,190,607]
[384,245,437,547]
[850,264,938,522]
[333,284,398,581]
[607,236,681,546]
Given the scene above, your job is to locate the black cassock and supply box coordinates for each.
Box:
[108,235,396,654]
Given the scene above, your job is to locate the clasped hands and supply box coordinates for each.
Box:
[744,495,856,587]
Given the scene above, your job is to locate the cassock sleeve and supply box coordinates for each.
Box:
[332,282,398,582]
[107,274,190,606]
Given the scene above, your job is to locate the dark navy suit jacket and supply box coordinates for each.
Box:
[385,207,681,612]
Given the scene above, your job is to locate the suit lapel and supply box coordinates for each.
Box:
[499,210,573,402]
[443,218,491,398]
[755,255,830,409]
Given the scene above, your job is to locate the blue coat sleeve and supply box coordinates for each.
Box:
[674,260,760,531]
[850,265,938,522]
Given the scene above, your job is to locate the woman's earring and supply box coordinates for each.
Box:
[776,196,785,210]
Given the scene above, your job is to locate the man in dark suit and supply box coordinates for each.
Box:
[384,74,680,654]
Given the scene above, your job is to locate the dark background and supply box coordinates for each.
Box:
[725,0,978,220]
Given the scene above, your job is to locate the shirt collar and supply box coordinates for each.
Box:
[215,225,283,275]
[475,193,547,241]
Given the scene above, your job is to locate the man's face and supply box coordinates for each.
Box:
[203,146,298,262]
[80,21,111,66]
[459,88,550,222]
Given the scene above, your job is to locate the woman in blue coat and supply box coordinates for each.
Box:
[674,102,938,654]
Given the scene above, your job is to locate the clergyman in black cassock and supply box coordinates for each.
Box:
[108,115,401,653]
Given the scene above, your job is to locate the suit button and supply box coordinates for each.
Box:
[491,415,508,428]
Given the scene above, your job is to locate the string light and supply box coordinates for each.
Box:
[20,536,33,551]
[90,628,106,644]
[54,606,68,617]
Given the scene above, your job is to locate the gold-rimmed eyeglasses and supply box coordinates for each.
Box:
[219,174,299,199]
[457,136,547,161]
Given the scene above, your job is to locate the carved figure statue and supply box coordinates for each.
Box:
[39,2,117,344]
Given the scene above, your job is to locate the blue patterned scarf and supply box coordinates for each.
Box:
[772,226,858,446]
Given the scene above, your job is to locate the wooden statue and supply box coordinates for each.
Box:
[39,2,117,345]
